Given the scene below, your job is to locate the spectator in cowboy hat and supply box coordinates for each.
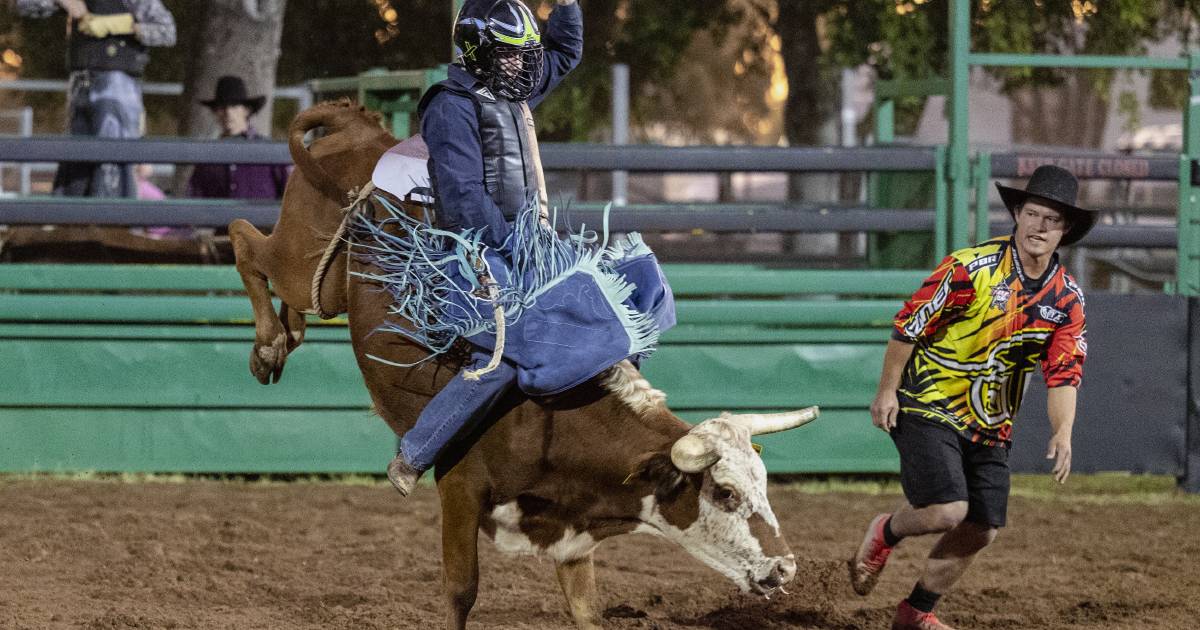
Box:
[188,75,288,200]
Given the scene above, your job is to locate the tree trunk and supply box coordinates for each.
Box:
[1010,74,1108,148]
[775,1,846,258]
[775,1,839,201]
[175,0,286,194]
[776,1,837,147]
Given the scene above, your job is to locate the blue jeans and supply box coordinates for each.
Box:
[399,348,518,472]
[54,70,143,197]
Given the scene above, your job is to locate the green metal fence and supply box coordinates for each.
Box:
[0,264,923,474]
[945,0,1200,293]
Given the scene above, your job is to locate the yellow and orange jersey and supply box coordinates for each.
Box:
[893,236,1086,446]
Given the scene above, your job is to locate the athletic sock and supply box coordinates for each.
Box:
[906,584,942,613]
[882,516,903,547]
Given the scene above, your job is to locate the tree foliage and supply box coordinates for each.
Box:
[825,0,1166,86]
[813,0,1181,138]
[533,0,745,142]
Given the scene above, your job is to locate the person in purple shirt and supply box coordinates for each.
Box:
[385,0,583,497]
[187,76,289,199]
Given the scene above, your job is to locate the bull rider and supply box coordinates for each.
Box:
[384,0,583,496]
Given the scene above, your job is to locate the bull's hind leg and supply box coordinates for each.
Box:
[229,218,291,384]
[438,477,484,630]
[555,553,601,630]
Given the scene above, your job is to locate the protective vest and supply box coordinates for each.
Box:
[68,0,149,76]
[418,77,538,221]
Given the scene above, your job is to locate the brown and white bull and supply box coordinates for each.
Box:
[229,100,819,629]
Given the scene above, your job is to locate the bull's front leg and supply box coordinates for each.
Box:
[555,552,601,630]
[438,478,483,630]
[279,301,307,354]
[229,219,290,384]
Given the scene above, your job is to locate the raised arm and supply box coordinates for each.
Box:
[528,0,583,109]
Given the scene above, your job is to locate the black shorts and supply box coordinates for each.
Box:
[891,413,1011,528]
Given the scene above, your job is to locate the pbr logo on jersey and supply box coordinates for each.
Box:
[1038,304,1067,324]
[989,283,1012,310]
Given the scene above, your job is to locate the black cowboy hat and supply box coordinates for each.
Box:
[200,76,266,114]
[995,164,1097,247]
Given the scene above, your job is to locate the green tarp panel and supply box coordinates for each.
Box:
[0,262,906,474]
[0,334,893,473]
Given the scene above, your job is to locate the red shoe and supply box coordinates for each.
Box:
[891,600,957,630]
[848,513,894,595]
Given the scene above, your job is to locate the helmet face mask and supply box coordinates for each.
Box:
[454,0,545,102]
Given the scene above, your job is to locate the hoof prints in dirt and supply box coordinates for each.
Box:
[1065,599,1169,624]
[2,481,1199,629]
[605,604,650,619]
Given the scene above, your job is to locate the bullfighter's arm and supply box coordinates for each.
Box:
[421,92,512,248]
[527,0,583,109]
[869,338,914,434]
[1045,385,1076,484]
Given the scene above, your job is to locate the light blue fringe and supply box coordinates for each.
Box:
[350,195,660,366]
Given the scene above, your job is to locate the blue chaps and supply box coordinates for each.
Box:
[399,348,518,472]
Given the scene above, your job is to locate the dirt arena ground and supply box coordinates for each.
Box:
[0,476,1196,630]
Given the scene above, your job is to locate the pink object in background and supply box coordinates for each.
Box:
[135,164,188,239]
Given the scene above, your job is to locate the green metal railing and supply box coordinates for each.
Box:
[309,67,448,139]
[874,0,1200,294]
[951,0,1200,294]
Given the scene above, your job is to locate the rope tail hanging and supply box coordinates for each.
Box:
[463,277,506,381]
[310,181,376,319]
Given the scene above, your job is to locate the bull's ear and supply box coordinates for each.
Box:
[628,452,691,502]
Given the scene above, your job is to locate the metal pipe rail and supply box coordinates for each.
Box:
[0,198,1179,247]
[0,136,291,165]
[990,151,1180,181]
[539,144,939,172]
[983,222,1178,249]
[0,198,279,228]
[0,79,314,110]
[0,198,936,232]
[0,136,940,172]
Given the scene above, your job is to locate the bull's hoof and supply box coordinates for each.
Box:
[250,334,289,385]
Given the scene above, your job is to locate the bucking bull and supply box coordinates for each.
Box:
[228,100,820,630]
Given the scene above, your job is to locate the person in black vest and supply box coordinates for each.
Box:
[15,0,175,197]
[385,0,582,496]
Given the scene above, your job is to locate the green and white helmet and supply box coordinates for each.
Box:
[453,0,545,101]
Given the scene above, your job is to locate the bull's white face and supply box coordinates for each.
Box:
[635,417,796,596]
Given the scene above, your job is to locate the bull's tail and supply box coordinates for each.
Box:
[287,105,342,196]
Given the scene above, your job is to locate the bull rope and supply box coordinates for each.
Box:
[462,277,506,381]
[309,182,376,319]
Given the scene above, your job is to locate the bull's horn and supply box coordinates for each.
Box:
[727,407,820,436]
[670,434,720,473]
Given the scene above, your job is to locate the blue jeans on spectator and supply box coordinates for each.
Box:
[54,70,143,197]
[400,348,518,472]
